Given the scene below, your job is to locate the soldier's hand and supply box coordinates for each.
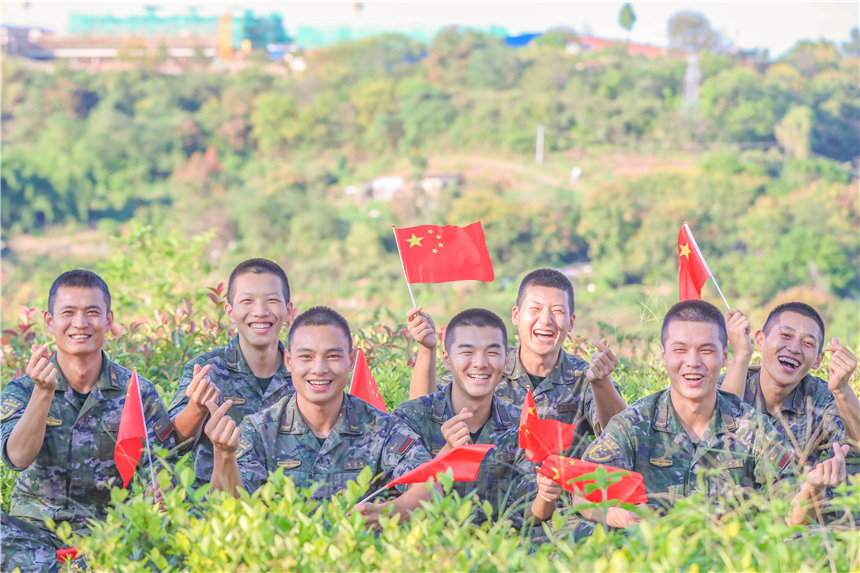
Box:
[535,472,562,504]
[606,506,643,529]
[823,338,858,395]
[353,502,385,532]
[725,309,753,358]
[204,400,238,454]
[440,408,472,450]
[586,339,618,384]
[407,306,437,350]
[26,344,58,394]
[146,482,168,514]
[805,443,848,491]
[185,364,220,415]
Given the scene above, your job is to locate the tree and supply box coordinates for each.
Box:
[842,27,860,57]
[667,11,718,52]
[619,4,636,36]
[774,106,812,160]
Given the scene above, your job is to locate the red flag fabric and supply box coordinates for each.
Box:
[538,454,648,505]
[114,369,147,488]
[349,349,387,413]
[678,224,711,301]
[387,444,495,488]
[56,548,81,563]
[394,222,494,283]
[518,388,577,463]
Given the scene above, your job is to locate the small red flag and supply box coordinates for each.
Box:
[387,444,495,488]
[56,548,81,563]
[678,224,711,301]
[518,388,577,463]
[350,349,387,413]
[114,369,147,488]
[538,454,648,505]
[394,222,494,283]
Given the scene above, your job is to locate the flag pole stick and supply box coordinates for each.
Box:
[350,349,360,394]
[355,484,389,506]
[683,223,730,310]
[133,369,157,486]
[392,226,417,307]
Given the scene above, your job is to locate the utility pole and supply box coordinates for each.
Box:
[535,124,545,165]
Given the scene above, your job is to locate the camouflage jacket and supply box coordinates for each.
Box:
[583,388,795,509]
[493,347,619,457]
[235,393,431,499]
[393,384,537,520]
[734,366,852,468]
[167,335,294,483]
[1,353,174,529]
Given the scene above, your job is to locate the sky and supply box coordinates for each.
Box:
[2,1,857,57]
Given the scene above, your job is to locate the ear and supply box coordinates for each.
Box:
[813,351,824,370]
[660,344,667,366]
[105,310,114,333]
[44,310,54,333]
[720,345,729,369]
[284,349,292,373]
[754,329,765,350]
[511,305,519,326]
[442,349,452,372]
[285,302,296,324]
[349,348,358,372]
[224,301,234,323]
[568,313,576,332]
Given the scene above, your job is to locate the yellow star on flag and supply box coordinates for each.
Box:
[552,467,560,480]
[438,242,444,248]
[432,248,438,254]
[679,243,691,259]
[528,406,536,417]
[427,228,435,234]
[406,234,424,248]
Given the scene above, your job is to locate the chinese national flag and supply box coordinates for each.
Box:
[394,222,494,283]
[56,548,81,564]
[678,224,711,301]
[350,349,387,413]
[114,369,147,488]
[387,444,495,488]
[519,388,577,463]
[538,454,648,505]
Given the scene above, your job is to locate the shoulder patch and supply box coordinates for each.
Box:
[1,397,24,421]
[45,416,63,427]
[224,396,246,406]
[767,443,793,470]
[587,437,622,463]
[277,459,302,469]
[388,434,416,456]
[649,456,673,468]
[236,436,254,459]
[152,414,174,442]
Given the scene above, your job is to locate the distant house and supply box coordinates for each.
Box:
[419,174,463,198]
[566,35,668,59]
[370,176,405,201]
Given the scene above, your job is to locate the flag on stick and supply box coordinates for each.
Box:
[350,349,387,412]
[677,223,729,308]
[518,388,577,463]
[56,548,81,564]
[393,222,494,284]
[114,369,153,488]
[538,454,648,504]
[387,444,496,488]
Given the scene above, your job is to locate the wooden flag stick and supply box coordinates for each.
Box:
[684,223,730,310]
[392,226,417,307]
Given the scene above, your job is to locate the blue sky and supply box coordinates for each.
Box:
[2,1,857,57]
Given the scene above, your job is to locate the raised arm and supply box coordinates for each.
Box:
[824,338,860,444]
[172,363,221,448]
[407,306,438,399]
[5,346,58,469]
[787,443,848,526]
[204,400,243,497]
[585,339,626,431]
[721,309,753,398]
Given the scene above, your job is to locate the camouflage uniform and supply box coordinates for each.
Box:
[234,393,431,499]
[1,353,174,573]
[729,366,857,470]
[493,347,620,457]
[393,384,537,523]
[583,388,795,510]
[167,335,294,485]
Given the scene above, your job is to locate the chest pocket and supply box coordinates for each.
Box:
[333,460,370,491]
[97,422,122,459]
[705,457,750,496]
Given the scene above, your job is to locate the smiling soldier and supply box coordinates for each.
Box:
[168,258,295,487]
[1,270,174,572]
[205,306,434,530]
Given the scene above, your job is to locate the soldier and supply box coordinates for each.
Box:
[580,300,848,528]
[168,258,295,487]
[720,303,859,469]
[1,270,174,572]
[408,268,626,456]
[205,306,434,530]
[394,308,561,525]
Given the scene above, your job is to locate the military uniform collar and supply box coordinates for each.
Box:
[746,366,806,415]
[279,393,364,436]
[52,351,119,393]
[433,383,514,430]
[505,345,573,389]
[652,389,683,434]
[224,334,287,375]
[653,388,738,437]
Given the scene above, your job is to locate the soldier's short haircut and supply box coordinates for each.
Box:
[48,270,111,313]
[516,268,575,315]
[661,300,727,348]
[288,306,352,351]
[444,308,508,352]
[762,302,825,352]
[227,258,290,305]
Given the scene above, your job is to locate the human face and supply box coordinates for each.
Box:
[45,286,113,358]
[661,320,727,405]
[443,325,507,402]
[285,324,355,408]
[755,311,823,390]
[512,285,575,360]
[225,272,291,351]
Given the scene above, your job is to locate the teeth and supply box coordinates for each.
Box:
[307,380,330,387]
[468,374,490,380]
[70,335,89,340]
[534,330,553,337]
[779,357,800,368]
[249,323,272,331]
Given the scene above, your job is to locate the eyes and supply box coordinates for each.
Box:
[779,332,817,348]
[238,297,284,305]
